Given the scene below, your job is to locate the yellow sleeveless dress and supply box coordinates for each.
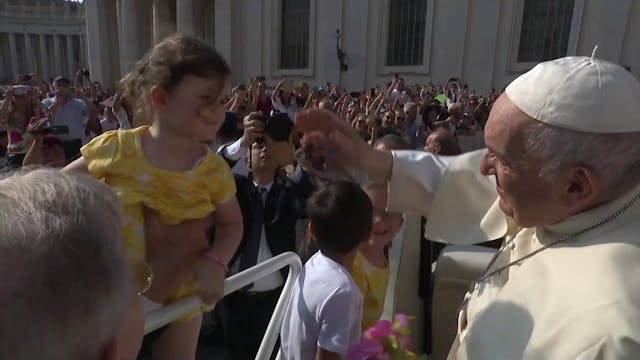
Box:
[81,126,236,315]
[351,251,390,332]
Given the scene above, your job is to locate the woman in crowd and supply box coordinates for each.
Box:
[0,85,46,168]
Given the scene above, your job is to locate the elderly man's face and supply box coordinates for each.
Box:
[481,95,560,227]
[424,133,441,154]
[405,106,417,121]
[319,100,333,112]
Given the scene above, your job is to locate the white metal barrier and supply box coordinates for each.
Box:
[144,251,302,359]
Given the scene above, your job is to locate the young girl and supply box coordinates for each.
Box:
[64,34,243,360]
[351,184,404,331]
[0,85,46,168]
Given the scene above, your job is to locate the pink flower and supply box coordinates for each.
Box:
[398,335,411,350]
[346,338,384,360]
[394,314,409,329]
[363,320,394,342]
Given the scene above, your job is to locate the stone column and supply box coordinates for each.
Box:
[24,33,34,73]
[8,32,19,78]
[79,34,86,68]
[66,34,75,77]
[85,0,104,83]
[119,0,152,74]
[176,0,196,35]
[53,34,63,77]
[153,0,175,44]
[214,0,232,63]
[39,34,49,81]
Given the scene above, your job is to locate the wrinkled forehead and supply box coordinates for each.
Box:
[485,94,535,152]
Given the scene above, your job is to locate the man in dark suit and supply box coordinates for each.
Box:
[218,114,315,360]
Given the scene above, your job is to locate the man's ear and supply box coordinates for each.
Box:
[557,166,599,212]
[308,221,316,239]
[433,143,442,155]
[245,148,252,170]
[149,85,168,110]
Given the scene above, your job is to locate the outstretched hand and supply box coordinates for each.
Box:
[294,109,380,183]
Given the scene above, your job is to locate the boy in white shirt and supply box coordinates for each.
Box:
[281,182,373,360]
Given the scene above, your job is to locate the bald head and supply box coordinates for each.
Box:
[424,129,460,156]
[448,103,463,117]
[319,99,333,111]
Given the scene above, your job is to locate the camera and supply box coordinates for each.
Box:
[34,125,69,136]
[257,112,293,142]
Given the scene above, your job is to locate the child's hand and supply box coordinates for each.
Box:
[194,258,226,306]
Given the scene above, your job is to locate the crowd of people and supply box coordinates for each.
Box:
[2,32,640,360]
[0,69,131,171]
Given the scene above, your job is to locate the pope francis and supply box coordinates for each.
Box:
[295,56,640,359]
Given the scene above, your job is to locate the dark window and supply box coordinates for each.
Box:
[280,0,310,69]
[386,0,428,66]
[518,0,576,62]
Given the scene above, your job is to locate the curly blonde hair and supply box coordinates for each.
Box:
[120,34,231,126]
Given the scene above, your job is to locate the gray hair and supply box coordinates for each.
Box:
[525,122,640,194]
[0,168,130,360]
[403,101,417,113]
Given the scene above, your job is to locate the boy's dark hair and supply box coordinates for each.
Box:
[306,182,373,255]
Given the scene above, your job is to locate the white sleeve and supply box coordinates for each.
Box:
[272,97,287,113]
[317,288,361,355]
[286,165,304,184]
[42,98,54,110]
[387,150,453,216]
[575,335,640,360]
[220,138,247,162]
[114,108,132,129]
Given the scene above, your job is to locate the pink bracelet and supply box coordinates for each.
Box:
[202,250,229,273]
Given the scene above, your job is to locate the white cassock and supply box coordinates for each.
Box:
[387,149,640,360]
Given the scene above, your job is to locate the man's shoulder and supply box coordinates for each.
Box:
[70,98,88,107]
